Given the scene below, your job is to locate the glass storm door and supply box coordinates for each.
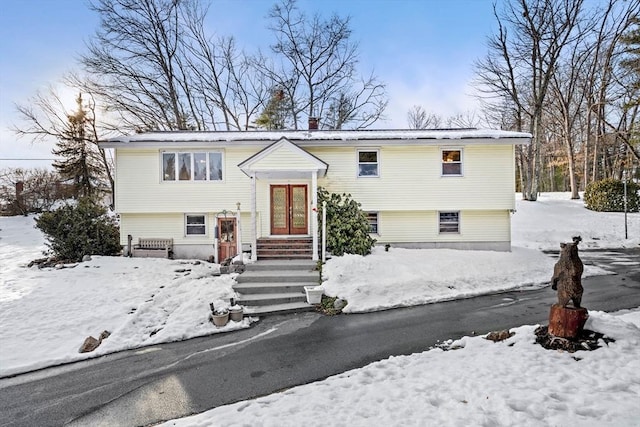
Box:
[270,185,308,235]
[217,217,237,261]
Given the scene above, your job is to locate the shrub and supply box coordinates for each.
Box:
[584,178,639,212]
[317,187,376,256]
[35,198,121,261]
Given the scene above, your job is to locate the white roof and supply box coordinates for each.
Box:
[101,128,531,148]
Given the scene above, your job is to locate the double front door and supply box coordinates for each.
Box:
[270,184,308,235]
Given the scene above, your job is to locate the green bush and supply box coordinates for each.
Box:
[584,178,639,212]
[35,198,121,261]
[317,187,376,256]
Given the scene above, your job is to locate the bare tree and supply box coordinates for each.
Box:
[581,0,640,184]
[406,105,442,129]
[445,111,484,129]
[262,0,387,130]
[475,0,583,201]
[0,168,65,215]
[180,2,269,130]
[81,0,197,131]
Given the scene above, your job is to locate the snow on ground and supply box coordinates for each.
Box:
[512,192,639,250]
[0,215,249,377]
[321,193,636,313]
[0,192,637,377]
[161,308,640,427]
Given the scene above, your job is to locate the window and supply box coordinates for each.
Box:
[162,151,223,181]
[178,153,192,180]
[366,212,379,234]
[185,214,207,236]
[358,150,379,177]
[162,153,175,180]
[209,152,223,181]
[441,149,462,176]
[194,153,207,180]
[439,211,460,233]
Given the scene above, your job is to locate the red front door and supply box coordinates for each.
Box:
[217,217,237,261]
[270,185,308,235]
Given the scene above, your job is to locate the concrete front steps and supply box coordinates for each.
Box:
[234,260,320,317]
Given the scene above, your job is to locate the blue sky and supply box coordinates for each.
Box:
[0,0,496,169]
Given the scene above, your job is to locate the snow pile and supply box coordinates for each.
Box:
[161,309,640,427]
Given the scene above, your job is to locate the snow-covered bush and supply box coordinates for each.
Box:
[35,198,121,261]
[584,178,639,212]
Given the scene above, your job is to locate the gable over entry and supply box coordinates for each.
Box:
[238,137,328,261]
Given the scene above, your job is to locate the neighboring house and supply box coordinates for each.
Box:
[101,128,531,261]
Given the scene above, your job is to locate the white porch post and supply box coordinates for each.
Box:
[235,202,242,263]
[311,170,318,261]
[250,173,258,261]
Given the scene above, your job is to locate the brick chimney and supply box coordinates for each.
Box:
[308,117,318,130]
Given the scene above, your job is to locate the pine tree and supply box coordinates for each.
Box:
[621,17,640,94]
[52,94,104,199]
[255,88,288,130]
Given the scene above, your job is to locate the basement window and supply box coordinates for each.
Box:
[366,212,379,234]
[185,214,207,236]
[439,211,460,233]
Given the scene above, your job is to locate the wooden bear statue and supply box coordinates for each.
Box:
[551,236,584,308]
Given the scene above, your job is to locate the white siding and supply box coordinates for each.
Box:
[120,212,253,246]
[115,142,515,252]
[115,148,255,213]
[375,210,510,244]
[311,145,515,211]
[250,144,322,170]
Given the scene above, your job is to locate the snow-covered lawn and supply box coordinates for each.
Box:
[0,193,637,380]
[0,220,250,377]
[321,193,637,313]
[160,308,640,427]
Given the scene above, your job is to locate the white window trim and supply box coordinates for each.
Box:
[440,147,463,177]
[356,148,380,178]
[185,213,208,237]
[366,211,380,235]
[438,211,460,234]
[161,150,224,182]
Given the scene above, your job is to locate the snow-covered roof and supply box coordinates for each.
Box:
[101,128,531,148]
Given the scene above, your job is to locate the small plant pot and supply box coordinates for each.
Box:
[211,312,229,327]
[304,286,323,304]
[229,307,244,322]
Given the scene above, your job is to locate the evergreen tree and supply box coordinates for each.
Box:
[621,17,640,94]
[52,94,105,199]
[255,88,288,130]
[317,187,376,256]
[36,198,121,261]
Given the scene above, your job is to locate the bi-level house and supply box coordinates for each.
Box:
[101,128,531,262]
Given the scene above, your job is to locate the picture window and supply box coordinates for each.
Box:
[162,151,223,181]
